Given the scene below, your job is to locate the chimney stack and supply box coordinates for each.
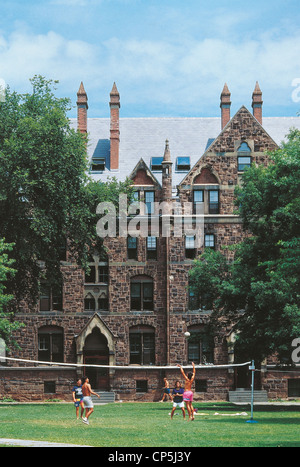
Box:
[220,83,231,130]
[77,82,88,134]
[109,82,120,171]
[252,81,263,125]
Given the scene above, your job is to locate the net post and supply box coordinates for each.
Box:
[246,360,258,424]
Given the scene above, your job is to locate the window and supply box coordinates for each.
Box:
[145,191,155,215]
[91,157,105,172]
[39,284,62,312]
[147,236,157,260]
[85,266,96,283]
[237,142,251,172]
[98,265,108,283]
[195,380,208,393]
[208,190,219,214]
[205,234,215,249]
[193,190,204,214]
[151,157,163,171]
[136,380,148,393]
[98,294,108,311]
[176,157,190,171]
[85,256,109,284]
[38,326,63,363]
[185,236,196,259]
[238,156,251,172]
[84,293,96,311]
[44,381,56,394]
[187,328,214,365]
[130,326,155,365]
[128,236,138,260]
[288,379,300,397]
[131,276,153,311]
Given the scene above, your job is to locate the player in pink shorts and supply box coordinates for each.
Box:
[177,362,196,421]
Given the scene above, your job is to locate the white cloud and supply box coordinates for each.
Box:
[1,24,300,116]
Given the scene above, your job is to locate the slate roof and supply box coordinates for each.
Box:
[69,113,300,188]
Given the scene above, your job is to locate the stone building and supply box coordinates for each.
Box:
[1,82,299,402]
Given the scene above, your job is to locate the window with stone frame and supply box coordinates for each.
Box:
[237,142,252,172]
[38,326,64,363]
[84,252,109,311]
[205,233,215,249]
[130,326,155,365]
[127,236,138,260]
[185,235,196,259]
[130,276,154,311]
[187,326,214,365]
[39,283,62,312]
[147,236,157,260]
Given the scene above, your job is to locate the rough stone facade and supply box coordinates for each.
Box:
[1,83,299,402]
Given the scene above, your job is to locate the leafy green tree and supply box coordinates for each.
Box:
[0,239,24,348]
[189,129,300,363]
[0,76,133,307]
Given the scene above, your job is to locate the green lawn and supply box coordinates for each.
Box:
[0,402,299,447]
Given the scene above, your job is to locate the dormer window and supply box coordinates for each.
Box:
[151,157,163,171]
[237,143,251,172]
[91,157,106,172]
[176,157,190,171]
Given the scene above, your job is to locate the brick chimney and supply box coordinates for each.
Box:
[109,82,120,171]
[252,81,263,125]
[220,83,231,130]
[77,82,88,134]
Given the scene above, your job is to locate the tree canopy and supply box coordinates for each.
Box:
[0,76,133,309]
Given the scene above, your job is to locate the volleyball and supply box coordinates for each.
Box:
[184,332,190,338]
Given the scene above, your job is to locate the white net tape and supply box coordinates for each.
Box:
[1,356,251,370]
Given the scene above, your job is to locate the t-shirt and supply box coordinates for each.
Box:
[72,385,83,400]
[172,387,184,403]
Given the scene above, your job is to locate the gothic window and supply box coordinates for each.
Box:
[237,142,252,172]
[84,293,96,311]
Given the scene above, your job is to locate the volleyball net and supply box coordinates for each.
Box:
[0,355,251,370]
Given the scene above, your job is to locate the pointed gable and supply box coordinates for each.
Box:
[129,158,161,187]
[179,106,278,188]
[209,106,278,154]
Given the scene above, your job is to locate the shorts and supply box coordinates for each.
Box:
[183,391,193,402]
[164,388,170,394]
[173,401,184,408]
[74,398,83,408]
[83,396,94,409]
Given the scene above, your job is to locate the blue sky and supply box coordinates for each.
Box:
[1,0,300,118]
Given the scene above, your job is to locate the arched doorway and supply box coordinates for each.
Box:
[83,328,109,390]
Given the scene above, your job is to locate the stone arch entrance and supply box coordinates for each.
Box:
[76,313,116,391]
[83,328,109,390]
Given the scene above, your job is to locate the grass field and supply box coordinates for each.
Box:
[0,402,299,447]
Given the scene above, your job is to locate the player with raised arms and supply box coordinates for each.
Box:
[177,361,196,421]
